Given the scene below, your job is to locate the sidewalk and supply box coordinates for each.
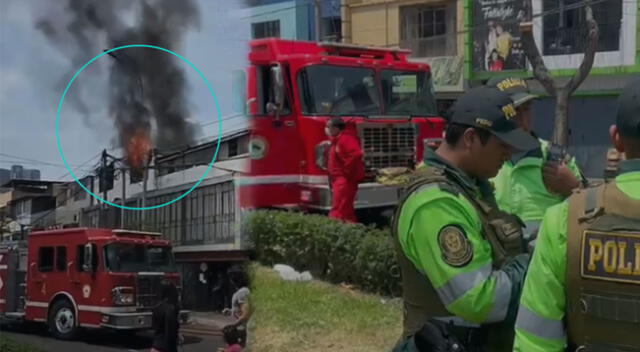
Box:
[181,311,236,337]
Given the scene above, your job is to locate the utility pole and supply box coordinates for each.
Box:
[315,0,323,41]
[120,167,126,229]
[140,150,152,230]
[101,149,108,228]
[141,168,147,230]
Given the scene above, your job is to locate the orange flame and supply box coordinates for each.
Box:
[127,129,153,171]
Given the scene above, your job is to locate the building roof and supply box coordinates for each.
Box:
[156,126,249,162]
[0,179,64,189]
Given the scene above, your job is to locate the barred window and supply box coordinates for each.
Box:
[400,5,456,57]
[543,0,622,55]
[252,20,280,39]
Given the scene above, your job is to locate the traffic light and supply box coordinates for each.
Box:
[98,162,115,192]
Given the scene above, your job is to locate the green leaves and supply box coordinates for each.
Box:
[246,210,401,297]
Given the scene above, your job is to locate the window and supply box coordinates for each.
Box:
[400,5,455,57]
[252,20,280,39]
[56,246,67,271]
[256,65,291,116]
[76,244,98,272]
[380,70,437,116]
[104,244,176,272]
[543,0,622,55]
[228,139,239,158]
[38,247,54,272]
[297,65,379,116]
[323,17,342,42]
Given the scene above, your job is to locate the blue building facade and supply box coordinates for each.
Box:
[246,0,341,41]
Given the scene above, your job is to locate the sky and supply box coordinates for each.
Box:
[0,0,252,180]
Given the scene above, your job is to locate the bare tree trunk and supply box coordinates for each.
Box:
[553,88,570,146]
[519,0,599,147]
[566,4,599,94]
[520,21,556,97]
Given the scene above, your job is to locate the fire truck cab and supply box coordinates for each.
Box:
[0,228,189,340]
[238,38,445,214]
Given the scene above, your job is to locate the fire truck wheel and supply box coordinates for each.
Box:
[48,299,78,340]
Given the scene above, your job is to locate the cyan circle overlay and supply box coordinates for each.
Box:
[56,44,223,210]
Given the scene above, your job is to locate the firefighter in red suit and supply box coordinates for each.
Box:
[325,117,365,223]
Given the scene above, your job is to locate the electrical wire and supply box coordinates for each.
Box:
[0,153,96,169]
[25,169,97,229]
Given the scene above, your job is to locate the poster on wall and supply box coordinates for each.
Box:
[472,0,528,72]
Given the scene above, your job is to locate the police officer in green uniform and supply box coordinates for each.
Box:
[392,86,539,352]
[487,77,585,241]
[514,79,640,351]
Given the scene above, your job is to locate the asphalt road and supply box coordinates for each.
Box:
[1,322,224,352]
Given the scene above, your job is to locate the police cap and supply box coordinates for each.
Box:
[450,86,540,151]
[486,76,537,107]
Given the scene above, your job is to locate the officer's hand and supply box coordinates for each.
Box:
[527,239,537,255]
[542,161,580,197]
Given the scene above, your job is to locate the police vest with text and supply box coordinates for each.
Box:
[566,181,640,351]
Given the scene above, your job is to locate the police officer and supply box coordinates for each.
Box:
[392,86,538,352]
[487,77,585,240]
[514,79,640,351]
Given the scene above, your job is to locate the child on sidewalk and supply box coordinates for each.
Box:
[218,325,243,352]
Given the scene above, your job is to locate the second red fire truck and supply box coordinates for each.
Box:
[0,228,189,339]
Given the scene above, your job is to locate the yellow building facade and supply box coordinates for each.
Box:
[341,0,466,95]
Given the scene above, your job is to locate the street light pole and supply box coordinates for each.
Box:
[121,167,126,229]
[315,0,323,41]
[101,149,108,228]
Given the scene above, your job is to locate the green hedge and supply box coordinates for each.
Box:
[245,210,401,296]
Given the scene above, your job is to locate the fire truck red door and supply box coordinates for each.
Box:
[249,64,304,205]
[26,246,54,313]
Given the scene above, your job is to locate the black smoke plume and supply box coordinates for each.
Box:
[35,0,200,158]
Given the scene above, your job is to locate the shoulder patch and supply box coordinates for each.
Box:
[438,225,473,267]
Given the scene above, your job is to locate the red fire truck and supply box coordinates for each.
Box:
[0,228,189,340]
[237,39,445,214]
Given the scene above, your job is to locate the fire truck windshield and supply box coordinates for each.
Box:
[380,70,437,116]
[298,65,437,117]
[105,243,176,273]
[298,65,380,116]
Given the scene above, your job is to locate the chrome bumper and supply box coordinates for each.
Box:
[100,309,190,330]
[300,182,401,210]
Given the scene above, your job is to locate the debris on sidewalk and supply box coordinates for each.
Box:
[273,264,313,281]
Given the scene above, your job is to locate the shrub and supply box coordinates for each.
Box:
[245,210,401,296]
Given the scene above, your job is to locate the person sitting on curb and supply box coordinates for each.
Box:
[222,265,252,347]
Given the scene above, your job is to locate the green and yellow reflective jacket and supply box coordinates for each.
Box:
[491,139,583,224]
[513,159,640,351]
[397,150,524,325]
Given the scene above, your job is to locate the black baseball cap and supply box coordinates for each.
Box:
[486,77,537,107]
[616,79,640,138]
[450,86,540,151]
